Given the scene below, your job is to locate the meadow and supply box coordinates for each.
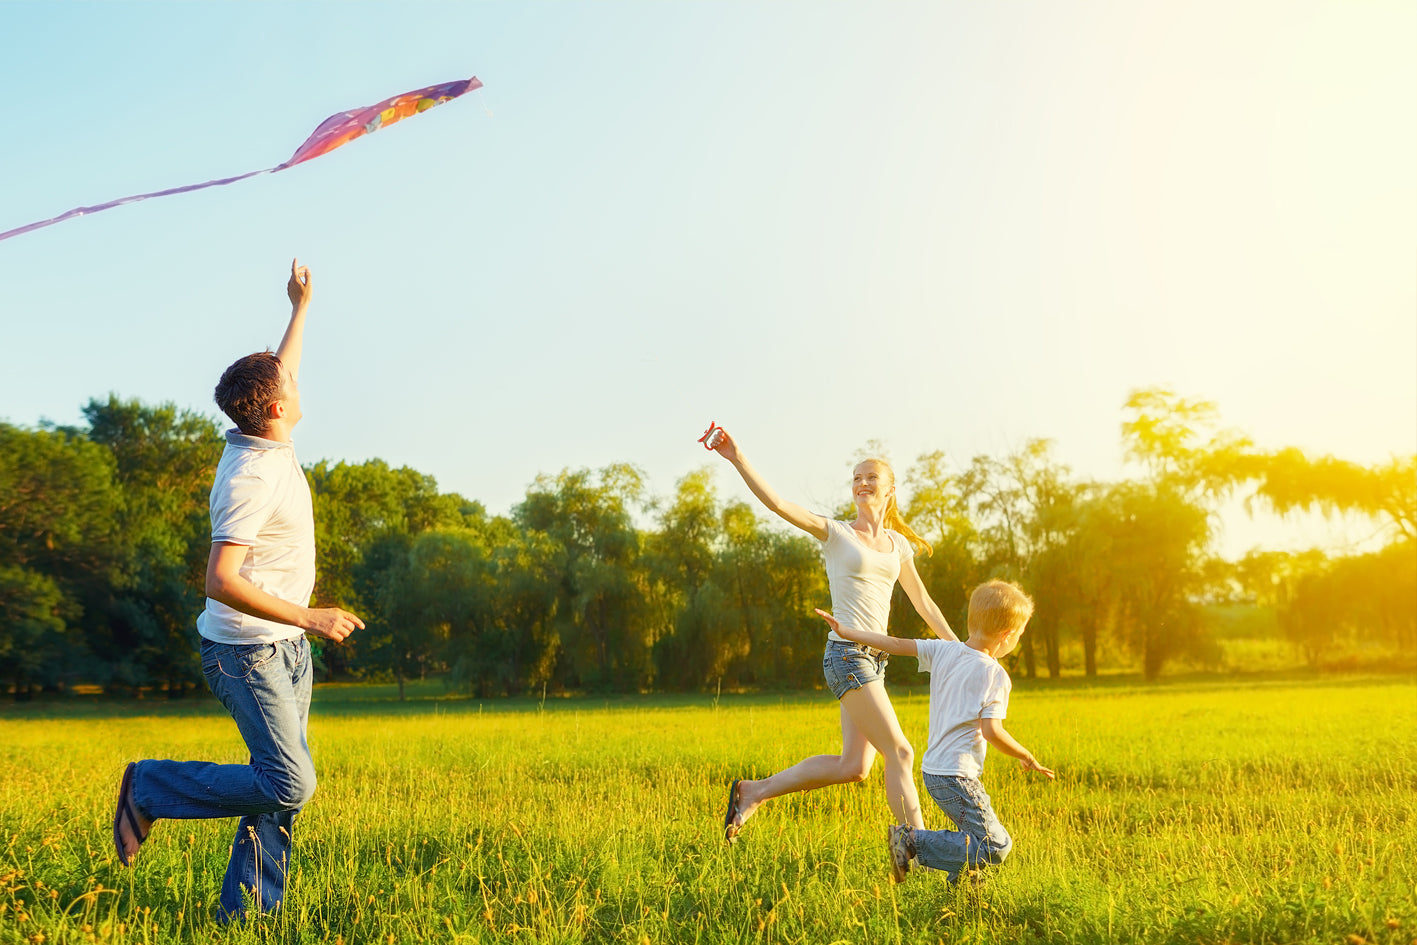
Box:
[1,674,1413,945]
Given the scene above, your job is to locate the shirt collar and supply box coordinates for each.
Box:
[225,429,294,451]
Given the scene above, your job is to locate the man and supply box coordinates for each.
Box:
[112,259,363,920]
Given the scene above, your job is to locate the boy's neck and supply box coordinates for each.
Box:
[966,635,1013,659]
[965,637,998,659]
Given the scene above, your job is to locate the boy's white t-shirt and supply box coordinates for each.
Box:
[915,637,1012,779]
[196,430,316,645]
[820,519,912,643]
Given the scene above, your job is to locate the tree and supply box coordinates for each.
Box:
[308,458,484,611]
[1115,389,1239,678]
[0,422,122,695]
[645,469,737,690]
[956,441,1080,678]
[515,465,651,690]
[1051,486,1120,676]
[0,565,75,698]
[1097,481,1212,679]
[372,528,491,698]
[901,451,977,641]
[308,458,484,678]
[1121,388,1254,495]
[712,501,828,689]
[82,397,223,694]
[1250,450,1416,542]
[1277,540,1417,666]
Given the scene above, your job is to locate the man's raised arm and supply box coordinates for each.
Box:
[275,258,312,381]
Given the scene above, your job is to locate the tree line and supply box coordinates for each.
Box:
[1,389,1412,699]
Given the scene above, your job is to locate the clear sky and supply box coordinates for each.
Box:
[1,2,1413,557]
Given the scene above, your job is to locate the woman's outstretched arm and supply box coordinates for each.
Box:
[709,426,829,541]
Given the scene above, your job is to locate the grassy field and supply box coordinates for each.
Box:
[1,674,1413,944]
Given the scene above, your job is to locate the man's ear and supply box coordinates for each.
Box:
[269,398,287,421]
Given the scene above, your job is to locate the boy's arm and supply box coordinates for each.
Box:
[275,258,312,381]
[813,608,919,657]
[980,717,1055,779]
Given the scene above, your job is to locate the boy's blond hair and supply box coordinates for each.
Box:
[967,579,1035,640]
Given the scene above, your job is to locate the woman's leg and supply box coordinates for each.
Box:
[838,680,924,828]
[732,699,878,828]
[733,681,923,829]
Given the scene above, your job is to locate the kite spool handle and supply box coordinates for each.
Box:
[698,421,724,451]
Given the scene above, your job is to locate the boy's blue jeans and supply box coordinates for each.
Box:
[130,637,316,920]
[910,773,1013,881]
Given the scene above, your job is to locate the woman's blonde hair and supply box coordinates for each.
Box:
[858,458,933,557]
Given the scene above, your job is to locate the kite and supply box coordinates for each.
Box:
[0,76,483,243]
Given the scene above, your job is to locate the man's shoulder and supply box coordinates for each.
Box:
[214,446,270,485]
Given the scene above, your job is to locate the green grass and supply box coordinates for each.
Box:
[1,676,1414,944]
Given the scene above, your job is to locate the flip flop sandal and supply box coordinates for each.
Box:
[723,778,742,843]
[113,763,150,866]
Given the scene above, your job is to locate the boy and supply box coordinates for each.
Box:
[816,578,1053,883]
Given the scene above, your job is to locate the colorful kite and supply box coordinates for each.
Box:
[0,77,483,243]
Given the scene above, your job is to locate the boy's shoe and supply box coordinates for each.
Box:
[887,825,912,883]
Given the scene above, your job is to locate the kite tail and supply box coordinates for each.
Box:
[0,168,277,243]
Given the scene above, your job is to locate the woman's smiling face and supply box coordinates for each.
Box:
[852,460,894,511]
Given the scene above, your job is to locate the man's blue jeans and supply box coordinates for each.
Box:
[131,637,315,919]
[910,773,1014,881]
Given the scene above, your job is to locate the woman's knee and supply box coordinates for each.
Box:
[839,757,873,783]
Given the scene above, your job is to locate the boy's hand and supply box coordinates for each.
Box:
[287,257,313,309]
[1018,756,1055,780]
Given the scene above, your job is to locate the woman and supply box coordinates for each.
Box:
[708,426,955,841]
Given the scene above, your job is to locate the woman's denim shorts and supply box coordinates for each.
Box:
[822,640,889,699]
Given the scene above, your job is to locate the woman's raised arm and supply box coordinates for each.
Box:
[709,426,829,541]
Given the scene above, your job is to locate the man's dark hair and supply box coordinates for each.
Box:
[215,351,284,435]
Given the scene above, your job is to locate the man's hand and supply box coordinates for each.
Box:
[303,607,364,643]
[1017,755,1056,780]
[287,257,313,309]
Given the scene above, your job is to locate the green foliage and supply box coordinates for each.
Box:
[82,396,224,693]
[1279,540,1417,667]
[0,564,74,696]
[1252,450,1416,542]
[0,420,122,694]
[2,389,1413,697]
[515,465,651,691]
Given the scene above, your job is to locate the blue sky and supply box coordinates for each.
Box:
[1,2,1413,556]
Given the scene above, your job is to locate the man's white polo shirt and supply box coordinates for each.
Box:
[197,430,316,645]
